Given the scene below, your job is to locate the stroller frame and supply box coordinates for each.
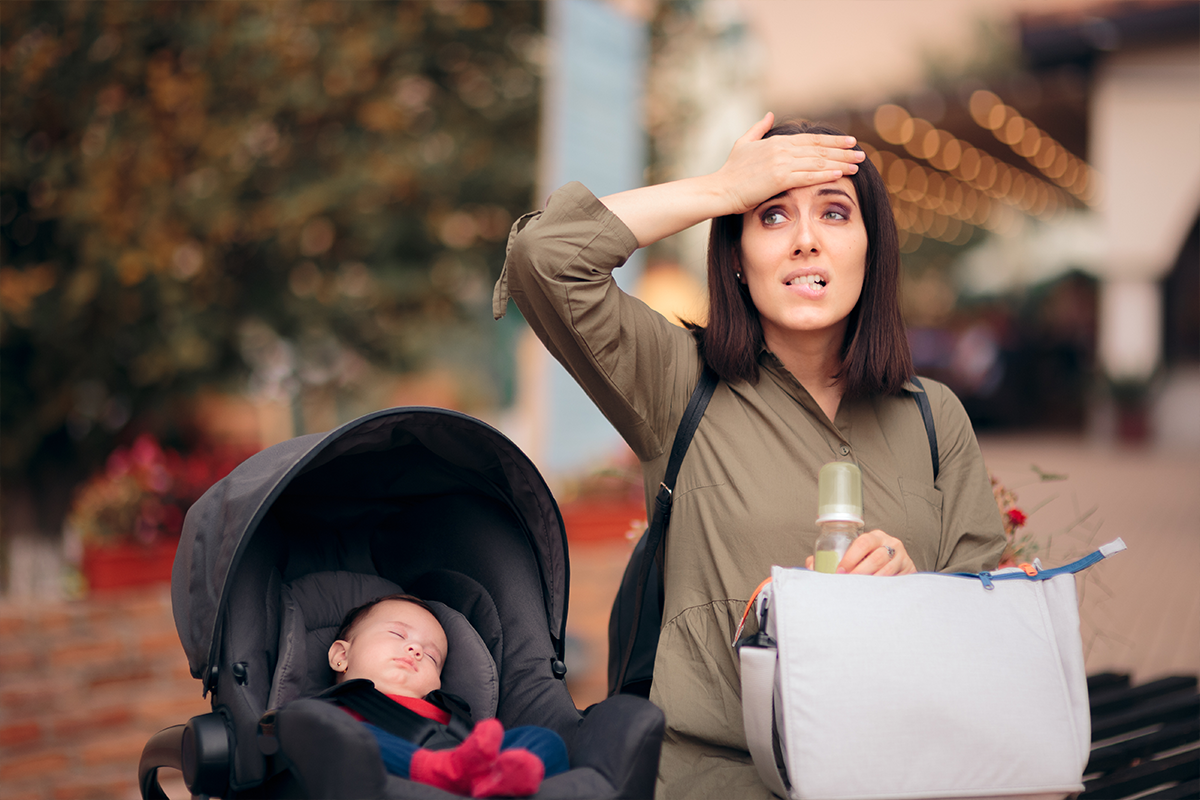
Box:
[139,407,664,799]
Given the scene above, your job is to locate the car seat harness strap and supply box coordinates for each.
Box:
[319,679,474,751]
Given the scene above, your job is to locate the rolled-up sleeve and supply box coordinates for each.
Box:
[494,182,699,460]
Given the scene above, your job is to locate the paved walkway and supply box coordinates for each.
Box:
[975,434,1200,685]
[1,434,1196,799]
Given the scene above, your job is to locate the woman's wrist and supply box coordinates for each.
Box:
[599,173,738,249]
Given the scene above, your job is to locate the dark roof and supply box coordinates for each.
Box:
[1020,0,1199,70]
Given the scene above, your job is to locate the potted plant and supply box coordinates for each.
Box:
[66,434,252,592]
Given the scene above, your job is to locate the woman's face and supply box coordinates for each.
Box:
[738,177,868,352]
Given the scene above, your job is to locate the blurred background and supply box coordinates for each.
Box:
[1,1,1197,797]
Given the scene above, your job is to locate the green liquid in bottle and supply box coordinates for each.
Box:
[814,550,841,574]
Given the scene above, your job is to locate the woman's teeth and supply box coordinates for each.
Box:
[788,275,826,287]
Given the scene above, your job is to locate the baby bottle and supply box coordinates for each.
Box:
[813,461,864,574]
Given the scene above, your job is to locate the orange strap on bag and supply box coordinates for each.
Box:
[732,576,774,647]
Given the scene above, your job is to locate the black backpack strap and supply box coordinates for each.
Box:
[320,680,473,750]
[909,376,939,481]
[613,365,718,695]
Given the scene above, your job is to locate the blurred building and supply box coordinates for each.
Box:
[508,0,1198,480]
[498,0,652,478]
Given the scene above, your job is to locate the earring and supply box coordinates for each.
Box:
[735,272,742,281]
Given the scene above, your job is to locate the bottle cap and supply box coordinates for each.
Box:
[816,461,863,525]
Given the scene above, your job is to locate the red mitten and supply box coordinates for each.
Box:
[410,719,503,795]
[469,747,544,798]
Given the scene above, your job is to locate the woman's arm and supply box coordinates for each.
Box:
[498,183,693,459]
[600,113,863,248]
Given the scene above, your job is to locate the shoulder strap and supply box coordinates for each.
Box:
[613,365,718,693]
[660,365,719,499]
[909,376,939,481]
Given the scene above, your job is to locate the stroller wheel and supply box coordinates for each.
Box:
[182,713,232,797]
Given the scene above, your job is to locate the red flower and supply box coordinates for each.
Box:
[71,434,256,546]
[1006,508,1028,529]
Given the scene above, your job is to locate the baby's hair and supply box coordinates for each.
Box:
[335,593,436,642]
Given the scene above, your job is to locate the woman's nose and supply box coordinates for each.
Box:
[792,220,819,256]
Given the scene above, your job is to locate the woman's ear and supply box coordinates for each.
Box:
[328,639,349,673]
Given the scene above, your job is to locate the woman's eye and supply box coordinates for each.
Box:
[823,208,849,221]
[761,210,786,225]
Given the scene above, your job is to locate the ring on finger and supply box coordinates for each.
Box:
[884,545,896,560]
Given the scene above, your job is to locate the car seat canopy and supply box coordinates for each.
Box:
[171,408,567,691]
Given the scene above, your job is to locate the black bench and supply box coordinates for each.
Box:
[1083,673,1200,799]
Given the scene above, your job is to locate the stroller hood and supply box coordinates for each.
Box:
[172,407,569,691]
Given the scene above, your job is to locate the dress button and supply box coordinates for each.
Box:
[840,445,850,456]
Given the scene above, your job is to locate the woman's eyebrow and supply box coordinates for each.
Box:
[752,191,788,211]
[753,187,857,212]
[816,187,858,206]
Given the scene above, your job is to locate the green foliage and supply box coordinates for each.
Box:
[1,0,542,480]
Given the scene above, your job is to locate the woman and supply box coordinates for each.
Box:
[493,114,1005,799]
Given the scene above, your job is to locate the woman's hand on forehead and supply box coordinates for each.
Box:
[714,113,865,216]
[598,113,864,250]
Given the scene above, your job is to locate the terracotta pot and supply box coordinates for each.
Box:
[559,499,647,544]
[81,539,178,593]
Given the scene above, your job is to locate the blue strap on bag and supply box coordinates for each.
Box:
[955,537,1128,589]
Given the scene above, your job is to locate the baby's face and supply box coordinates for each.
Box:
[333,600,448,698]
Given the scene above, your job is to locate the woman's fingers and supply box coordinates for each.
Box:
[780,138,865,179]
[840,530,915,576]
[722,135,863,208]
[736,111,775,146]
[838,531,879,572]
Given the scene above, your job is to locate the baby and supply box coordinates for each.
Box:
[328,593,568,798]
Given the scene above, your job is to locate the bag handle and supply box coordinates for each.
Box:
[613,365,718,695]
[738,589,790,799]
[958,538,1127,589]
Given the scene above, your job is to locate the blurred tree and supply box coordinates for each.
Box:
[0,0,541,517]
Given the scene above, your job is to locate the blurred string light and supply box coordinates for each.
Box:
[868,93,1099,253]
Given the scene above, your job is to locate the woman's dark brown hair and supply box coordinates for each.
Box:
[688,120,913,399]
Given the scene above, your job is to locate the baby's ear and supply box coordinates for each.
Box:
[328,639,349,673]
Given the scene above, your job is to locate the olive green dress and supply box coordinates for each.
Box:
[494,182,1006,800]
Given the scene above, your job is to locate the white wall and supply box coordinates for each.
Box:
[1093,41,1200,382]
